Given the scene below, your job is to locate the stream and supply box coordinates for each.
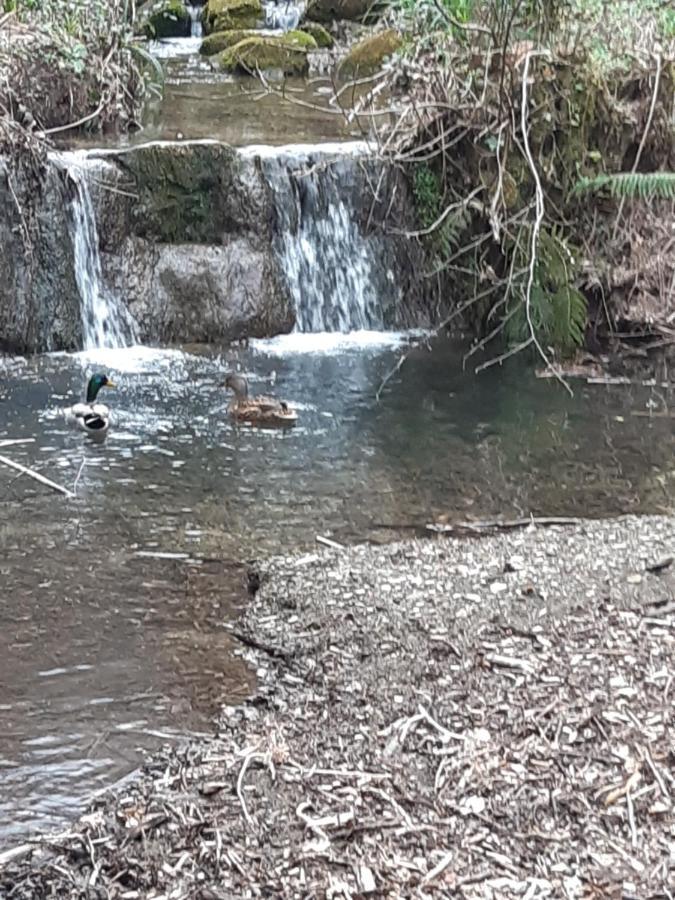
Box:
[1,25,673,846]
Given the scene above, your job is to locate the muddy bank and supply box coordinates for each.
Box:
[1,516,673,896]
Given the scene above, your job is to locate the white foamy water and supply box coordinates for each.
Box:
[147,36,203,57]
[70,344,193,374]
[250,330,430,355]
[65,165,138,351]
[187,2,203,37]
[259,147,392,333]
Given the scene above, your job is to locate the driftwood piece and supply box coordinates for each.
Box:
[0,454,75,498]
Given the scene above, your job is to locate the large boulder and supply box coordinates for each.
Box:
[140,0,191,38]
[199,29,258,55]
[201,0,262,34]
[216,32,317,76]
[89,143,295,343]
[306,0,385,23]
[339,28,401,76]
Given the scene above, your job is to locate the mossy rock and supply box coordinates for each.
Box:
[299,22,334,49]
[306,0,387,23]
[200,29,258,55]
[339,29,401,77]
[141,0,191,38]
[201,0,262,34]
[216,32,317,76]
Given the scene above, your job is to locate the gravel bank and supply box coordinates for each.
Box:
[1,515,673,898]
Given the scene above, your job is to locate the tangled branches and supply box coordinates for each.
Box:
[359,0,675,369]
[0,0,148,154]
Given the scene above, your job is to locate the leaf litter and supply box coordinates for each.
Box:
[1,515,673,898]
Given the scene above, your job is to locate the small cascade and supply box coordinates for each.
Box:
[262,0,305,31]
[187,2,203,37]
[259,146,389,333]
[66,165,138,350]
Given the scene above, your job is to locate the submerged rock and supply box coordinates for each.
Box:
[216,31,317,75]
[141,0,191,38]
[201,0,262,33]
[306,0,385,23]
[299,21,334,48]
[339,28,401,76]
[199,28,258,55]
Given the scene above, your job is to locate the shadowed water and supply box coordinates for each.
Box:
[0,335,672,843]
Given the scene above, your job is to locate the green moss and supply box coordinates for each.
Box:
[299,22,334,48]
[142,0,191,38]
[216,32,317,75]
[200,29,258,55]
[201,0,262,34]
[117,143,242,243]
[339,28,402,77]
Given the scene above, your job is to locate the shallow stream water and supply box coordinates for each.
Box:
[1,335,673,842]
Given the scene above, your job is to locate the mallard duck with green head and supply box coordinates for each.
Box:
[65,373,116,440]
[224,373,297,427]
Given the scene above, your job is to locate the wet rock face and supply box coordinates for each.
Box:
[140,0,192,38]
[0,160,82,353]
[89,142,295,345]
[306,0,385,23]
[201,0,262,33]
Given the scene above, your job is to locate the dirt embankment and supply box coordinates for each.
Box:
[1,515,673,898]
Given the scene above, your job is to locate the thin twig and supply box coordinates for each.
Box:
[0,454,75,497]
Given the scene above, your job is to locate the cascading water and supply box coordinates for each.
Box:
[187,2,203,37]
[66,165,138,350]
[257,145,392,333]
[262,0,305,31]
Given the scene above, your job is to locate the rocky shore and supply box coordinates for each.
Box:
[1,516,673,897]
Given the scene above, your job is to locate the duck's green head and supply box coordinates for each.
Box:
[86,373,115,403]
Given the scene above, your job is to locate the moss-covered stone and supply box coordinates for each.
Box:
[201,0,262,34]
[141,0,191,38]
[306,0,386,23]
[339,28,401,77]
[216,32,317,75]
[200,29,258,55]
[299,22,334,49]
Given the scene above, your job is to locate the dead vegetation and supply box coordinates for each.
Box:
[0,0,148,156]
[1,515,673,897]
[340,1,675,375]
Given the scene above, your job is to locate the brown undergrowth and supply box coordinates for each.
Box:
[353,1,675,375]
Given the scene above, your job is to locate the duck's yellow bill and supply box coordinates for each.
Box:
[106,380,117,388]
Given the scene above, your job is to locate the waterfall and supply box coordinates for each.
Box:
[257,145,389,333]
[262,0,305,31]
[187,2,203,37]
[66,166,137,350]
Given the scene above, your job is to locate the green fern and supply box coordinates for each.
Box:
[504,227,587,355]
[574,172,675,201]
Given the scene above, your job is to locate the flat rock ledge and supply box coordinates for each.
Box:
[1,516,674,898]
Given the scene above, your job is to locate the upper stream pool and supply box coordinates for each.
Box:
[0,334,673,843]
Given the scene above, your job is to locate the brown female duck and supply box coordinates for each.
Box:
[224,373,297,427]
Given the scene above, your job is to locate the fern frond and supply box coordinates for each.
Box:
[574,172,675,201]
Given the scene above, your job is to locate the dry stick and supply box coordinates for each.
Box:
[0,454,75,498]
[612,52,662,241]
[520,51,573,398]
[0,438,35,448]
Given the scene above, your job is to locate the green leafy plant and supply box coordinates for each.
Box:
[574,171,675,201]
[505,228,587,354]
[413,163,469,258]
